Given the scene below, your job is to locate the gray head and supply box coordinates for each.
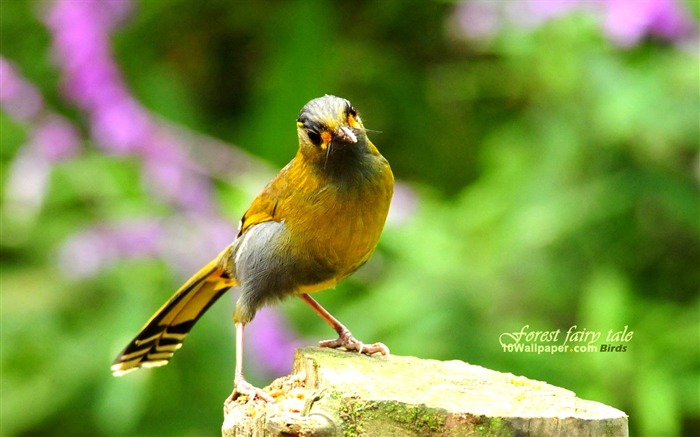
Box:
[296,95,366,151]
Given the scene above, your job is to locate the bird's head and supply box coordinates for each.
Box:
[296,95,371,168]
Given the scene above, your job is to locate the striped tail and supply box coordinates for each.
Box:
[111,249,236,376]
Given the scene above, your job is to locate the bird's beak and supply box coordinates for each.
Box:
[335,126,357,144]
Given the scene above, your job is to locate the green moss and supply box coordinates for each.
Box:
[338,397,363,437]
[374,401,446,433]
[338,398,447,436]
[473,416,514,437]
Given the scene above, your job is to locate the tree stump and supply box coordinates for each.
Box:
[222,347,628,437]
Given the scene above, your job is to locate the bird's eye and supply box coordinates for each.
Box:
[346,105,360,128]
[306,129,322,145]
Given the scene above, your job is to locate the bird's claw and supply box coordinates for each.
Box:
[224,378,273,413]
[319,329,390,355]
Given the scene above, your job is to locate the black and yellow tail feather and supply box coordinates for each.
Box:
[111,251,236,376]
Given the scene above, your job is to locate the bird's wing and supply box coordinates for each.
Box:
[238,162,294,235]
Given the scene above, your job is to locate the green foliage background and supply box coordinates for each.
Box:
[2,1,698,436]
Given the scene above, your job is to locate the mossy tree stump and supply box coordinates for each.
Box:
[222,347,628,437]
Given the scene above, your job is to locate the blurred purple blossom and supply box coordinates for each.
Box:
[29,114,82,162]
[156,213,237,278]
[454,0,698,48]
[2,57,82,227]
[603,0,697,46]
[0,58,43,121]
[387,183,418,226]
[0,57,82,162]
[43,0,214,212]
[246,307,306,376]
[38,0,244,298]
[141,132,215,212]
[525,0,584,22]
[58,219,162,278]
[454,0,504,39]
[57,215,237,280]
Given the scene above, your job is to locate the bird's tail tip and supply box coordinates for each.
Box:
[111,359,169,376]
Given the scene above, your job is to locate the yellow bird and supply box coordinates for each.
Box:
[111,95,394,408]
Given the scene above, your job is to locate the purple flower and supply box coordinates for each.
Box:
[246,307,306,376]
[0,58,43,121]
[141,133,216,213]
[41,0,221,212]
[29,114,81,162]
[156,214,236,277]
[41,0,242,274]
[603,0,697,47]
[111,220,162,257]
[454,0,504,39]
[58,226,113,278]
[453,0,698,47]
[514,0,605,30]
[1,57,82,163]
[58,219,163,278]
[44,0,149,155]
[386,183,418,226]
[91,99,152,155]
[1,57,82,223]
[525,0,584,22]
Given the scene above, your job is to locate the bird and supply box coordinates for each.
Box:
[111,95,394,409]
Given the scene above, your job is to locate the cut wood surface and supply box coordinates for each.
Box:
[222,347,628,437]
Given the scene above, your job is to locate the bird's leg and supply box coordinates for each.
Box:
[299,294,390,355]
[224,322,272,412]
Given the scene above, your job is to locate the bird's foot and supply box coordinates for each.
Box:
[224,378,273,413]
[318,329,390,355]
